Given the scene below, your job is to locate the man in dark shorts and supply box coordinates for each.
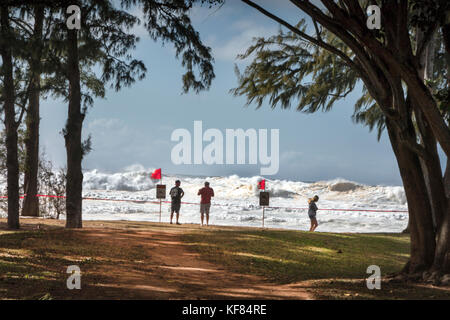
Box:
[198,181,214,226]
[170,180,184,225]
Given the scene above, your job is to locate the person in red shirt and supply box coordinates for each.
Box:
[198,181,214,226]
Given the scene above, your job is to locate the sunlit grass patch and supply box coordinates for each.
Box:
[182,228,411,283]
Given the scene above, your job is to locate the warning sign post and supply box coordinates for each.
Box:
[259,191,269,228]
[156,184,166,222]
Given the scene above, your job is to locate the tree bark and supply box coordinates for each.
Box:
[0,6,20,229]
[417,117,450,276]
[418,132,446,229]
[386,120,436,273]
[443,11,450,56]
[64,27,83,229]
[444,158,450,198]
[22,5,44,217]
[429,10,450,276]
[432,207,450,274]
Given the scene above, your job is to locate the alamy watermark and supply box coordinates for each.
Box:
[66,5,81,30]
[66,265,81,290]
[367,5,381,30]
[171,121,279,175]
[366,265,381,290]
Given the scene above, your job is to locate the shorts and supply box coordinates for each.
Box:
[200,203,211,215]
[308,214,317,220]
[171,203,181,213]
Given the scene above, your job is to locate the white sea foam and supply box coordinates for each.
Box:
[0,168,409,233]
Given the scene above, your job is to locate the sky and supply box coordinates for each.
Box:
[39,0,404,186]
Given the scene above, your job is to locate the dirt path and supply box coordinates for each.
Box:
[79,223,312,299]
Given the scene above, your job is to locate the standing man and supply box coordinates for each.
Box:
[170,180,184,225]
[198,181,214,226]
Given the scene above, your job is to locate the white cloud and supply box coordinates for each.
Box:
[88,118,125,130]
[83,117,173,172]
[189,3,233,25]
[281,151,303,162]
[211,20,278,62]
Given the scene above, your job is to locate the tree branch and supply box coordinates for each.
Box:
[9,17,33,36]
[403,138,430,161]
[240,0,361,74]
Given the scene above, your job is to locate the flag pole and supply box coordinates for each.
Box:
[262,206,265,228]
[262,182,266,228]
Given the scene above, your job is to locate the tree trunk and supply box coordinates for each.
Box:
[417,120,450,276]
[399,66,450,158]
[0,6,20,229]
[437,12,450,273]
[22,5,44,217]
[415,111,447,230]
[443,11,450,56]
[410,28,442,232]
[432,207,450,274]
[413,25,450,278]
[444,158,450,198]
[386,120,436,273]
[64,27,83,229]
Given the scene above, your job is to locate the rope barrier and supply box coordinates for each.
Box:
[0,193,408,213]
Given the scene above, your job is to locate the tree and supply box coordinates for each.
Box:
[0,127,26,214]
[39,0,145,228]
[46,0,222,228]
[0,5,23,229]
[20,5,45,217]
[1,3,70,227]
[64,4,83,228]
[236,0,449,281]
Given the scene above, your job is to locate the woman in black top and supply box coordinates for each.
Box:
[308,195,319,232]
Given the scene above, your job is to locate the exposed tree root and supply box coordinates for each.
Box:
[386,266,449,286]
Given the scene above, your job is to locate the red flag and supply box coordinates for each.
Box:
[151,168,161,180]
[258,179,266,190]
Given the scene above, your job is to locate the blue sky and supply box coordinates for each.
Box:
[39,0,403,186]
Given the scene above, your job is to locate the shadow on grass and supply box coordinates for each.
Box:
[182,228,411,284]
[303,278,450,300]
[0,225,153,299]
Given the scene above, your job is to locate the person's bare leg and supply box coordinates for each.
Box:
[206,213,209,226]
[170,211,174,224]
[309,220,314,232]
[201,212,204,226]
[311,219,318,232]
[176,212,180,224]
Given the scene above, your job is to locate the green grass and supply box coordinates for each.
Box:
[182,227,449,299]
[183,228,410,283]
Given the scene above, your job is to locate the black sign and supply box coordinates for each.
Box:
[156,184,166,199]
[259,191,269,206]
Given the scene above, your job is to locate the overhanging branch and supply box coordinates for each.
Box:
[240,0,361,74]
